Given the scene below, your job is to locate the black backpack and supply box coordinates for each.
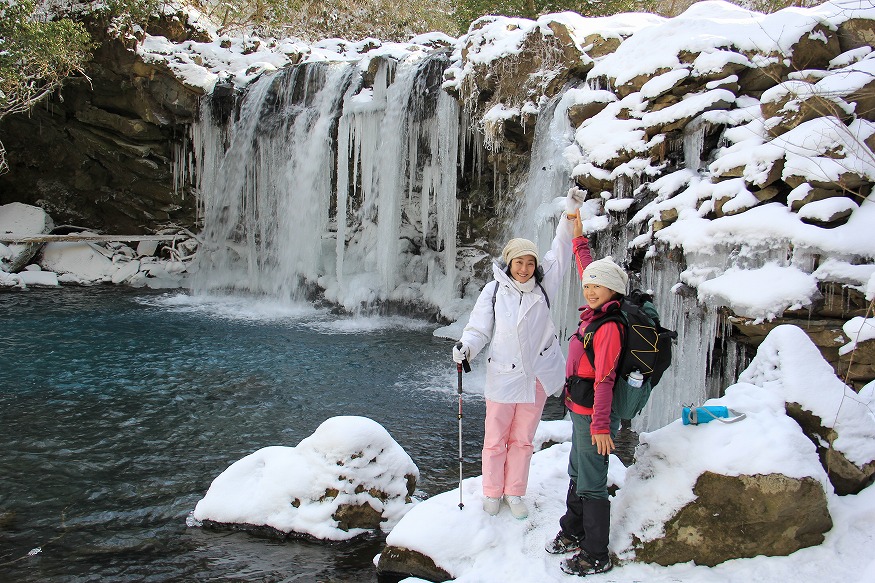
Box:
[576,289,677,420]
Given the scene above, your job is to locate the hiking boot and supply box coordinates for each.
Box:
[545,531,580,554]
[482,496,501,516]
[560,550,613,577]
[505,495,528,519]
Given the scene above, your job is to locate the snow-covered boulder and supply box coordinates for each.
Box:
[840,316,875,384]
[740,325,875,494]
[0,202,54,273]
[38,238,117,284]
[191,416,418,541]
[612,379,833,566]
[612,323,875,566]
[17,266,60,287]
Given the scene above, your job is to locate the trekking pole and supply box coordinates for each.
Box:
[456,342,470,510]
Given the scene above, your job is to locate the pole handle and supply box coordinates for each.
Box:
[455,342,471,373]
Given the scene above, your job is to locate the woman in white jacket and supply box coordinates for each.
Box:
[453,190,582,519]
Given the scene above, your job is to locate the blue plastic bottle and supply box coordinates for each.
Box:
[682,405,730,425]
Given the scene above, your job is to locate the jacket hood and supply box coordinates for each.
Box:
[492,260,514,285]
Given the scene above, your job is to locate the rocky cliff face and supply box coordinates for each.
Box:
[0,12,206,234]
[0,3,872,391]
[441,4,875,390]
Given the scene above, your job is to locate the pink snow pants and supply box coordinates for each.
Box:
[481,381,548,498]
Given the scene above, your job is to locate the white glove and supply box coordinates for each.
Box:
[453,342,471,364]
[565,187,586,214]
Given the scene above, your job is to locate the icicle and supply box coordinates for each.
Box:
[635,257,719,431]
[334,95,353,287]
[683,117,708,171]
[432,90,461,300]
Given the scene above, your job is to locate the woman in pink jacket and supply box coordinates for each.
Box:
[545,214,628,577]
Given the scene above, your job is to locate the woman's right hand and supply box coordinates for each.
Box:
[592,433,615,456]
[452,342,470,364]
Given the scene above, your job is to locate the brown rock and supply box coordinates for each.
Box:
[616,68,672,99]
[332,502,384,531]
[798,201,856,226]
[724,157,784,189]
[752,185,782,203]
[658,207,679,225]
[378,545,452,582]
[580,32,624,59]
[74,104,165,140]
[729,316,848,347]
[787,403,875,495]
[783,166,868,192]
[683,50,748,86]
[736,55,788,93]
[575,171,613,194]
[837,339,875,384]
[635,471,832,567]
[789,22,841,71]
[836,17,875,53]
[788,185,846,211]
[649,93,681,112]
[844,75,875,122]
[643,89,734,136]
[567,97,614,127]
[763,90,850,138]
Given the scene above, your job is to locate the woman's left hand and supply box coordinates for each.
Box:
[572,213,584,238]
[592,433,615,456]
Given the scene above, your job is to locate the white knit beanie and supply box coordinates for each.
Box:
[502,238,539,265]
[581,257,629,295]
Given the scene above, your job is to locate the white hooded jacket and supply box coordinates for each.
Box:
[459,218,574,403]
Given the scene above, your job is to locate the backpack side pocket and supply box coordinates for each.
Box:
[611,377,653,420]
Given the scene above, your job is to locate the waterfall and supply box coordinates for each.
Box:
[190,52,460,313]
[189,52,752,432]
[505,90,581,346]
[191,63,354,298]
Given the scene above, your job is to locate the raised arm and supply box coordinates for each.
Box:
[573,227,594,279]
[539,188,586,297]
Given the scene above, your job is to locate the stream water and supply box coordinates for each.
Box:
[0,287,494,582]
[0,286,636,582]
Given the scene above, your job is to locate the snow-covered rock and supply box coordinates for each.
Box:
[0,202,54,273]
[191,416,419,541]
[38,239,117,284]
[613,380,832,566]
[740,324,875,494]
[16,268,60,287]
